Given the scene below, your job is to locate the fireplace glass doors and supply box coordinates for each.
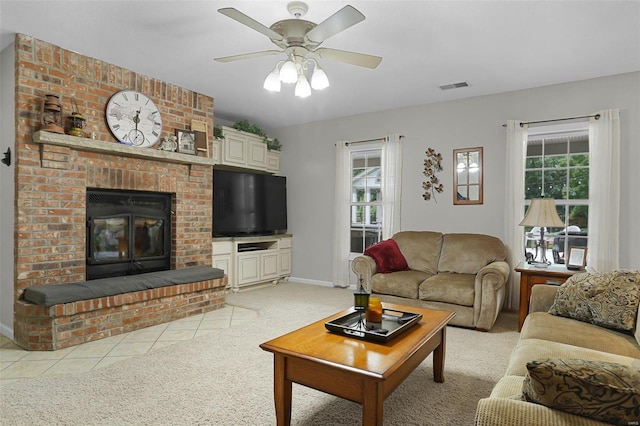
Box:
[86,189,172,280]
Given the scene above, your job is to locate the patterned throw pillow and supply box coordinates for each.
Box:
[523,358,640,425]
[548,270,640,331]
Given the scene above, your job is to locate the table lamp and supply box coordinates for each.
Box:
[519,198,564,265]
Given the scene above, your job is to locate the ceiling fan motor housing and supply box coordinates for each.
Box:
[270,19,318,49]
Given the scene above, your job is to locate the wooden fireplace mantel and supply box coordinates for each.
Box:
[32,131,216,167]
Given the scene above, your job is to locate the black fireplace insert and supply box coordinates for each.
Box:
[86,189,172,280]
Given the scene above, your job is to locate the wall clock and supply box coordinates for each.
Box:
[105,90,162,147]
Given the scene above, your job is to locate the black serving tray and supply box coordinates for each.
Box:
[325,308,423,343]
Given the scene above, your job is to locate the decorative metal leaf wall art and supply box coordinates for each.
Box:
[423,148,444,202]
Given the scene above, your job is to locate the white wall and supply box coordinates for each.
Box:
[0,43,15,338]
[272,72,640,285]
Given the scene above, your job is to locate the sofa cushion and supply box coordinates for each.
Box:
[490,375,528,399]
[505,337,640,377]
[520,312,640,359]
[22,266,225,306]
[437,233,506,274]
[371,270,431,299]
[392,231,443,274]
[548,270,640,332]
[522,358,640,425]
[364,239,409,273]
[419,273,475,306]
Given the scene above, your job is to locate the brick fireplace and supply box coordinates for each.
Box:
[11,35,226,350]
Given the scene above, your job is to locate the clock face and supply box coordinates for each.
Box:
[106,90,162,148]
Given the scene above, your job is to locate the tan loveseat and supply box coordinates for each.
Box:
[476,274,640,425]
[351,231,510,331]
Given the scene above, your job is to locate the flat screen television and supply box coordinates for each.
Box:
[213,169,287,236]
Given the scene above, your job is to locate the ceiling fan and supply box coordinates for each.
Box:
[215,2,382,97]
[215,2,382,68]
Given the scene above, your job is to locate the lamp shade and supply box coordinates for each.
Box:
[279,60,298,84]
[310,66,329,90]
[263,69,281,92]
[519,198,565,227]
[294,74,311,98]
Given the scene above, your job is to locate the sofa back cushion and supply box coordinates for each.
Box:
[548,270,640,332]
[392,231,443,274]
[438,233,507,274]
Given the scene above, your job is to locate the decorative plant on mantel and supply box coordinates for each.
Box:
[232,120,282,151]
[213,125,224,140]
[422,148,444,202]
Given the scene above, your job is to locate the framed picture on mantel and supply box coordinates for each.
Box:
[176,129,196,155]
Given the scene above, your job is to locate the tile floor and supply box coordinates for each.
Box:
[0,304,258,384]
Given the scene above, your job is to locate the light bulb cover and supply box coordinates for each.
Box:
[311,66,329,90]
[295,74,311,98]
[279,60,298,84]
[263,70,281,92]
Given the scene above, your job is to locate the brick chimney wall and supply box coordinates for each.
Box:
[11,35,223,350]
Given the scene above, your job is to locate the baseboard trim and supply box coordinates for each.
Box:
[288,276,350,289]
[0,322,14,341]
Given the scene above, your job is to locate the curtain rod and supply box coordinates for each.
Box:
[334,135,405,146]
[502,114,600,128]
[345,137,386,146]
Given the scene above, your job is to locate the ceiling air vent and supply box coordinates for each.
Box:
[439,82,469,90]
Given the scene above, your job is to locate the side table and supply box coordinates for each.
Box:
[515,261,581,331]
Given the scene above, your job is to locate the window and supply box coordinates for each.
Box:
[524,128,589,264]
[350,150,383,253]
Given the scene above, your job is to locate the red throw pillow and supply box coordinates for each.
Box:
[364,239,409,274]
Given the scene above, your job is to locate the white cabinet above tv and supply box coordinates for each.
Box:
[212,126,280,174]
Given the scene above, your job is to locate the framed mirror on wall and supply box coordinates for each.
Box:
[453,147,483,205]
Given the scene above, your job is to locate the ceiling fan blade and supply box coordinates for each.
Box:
[218,8,284,41]
[215,50,282,63]
[314,48,382,69]
[306,5,365,44]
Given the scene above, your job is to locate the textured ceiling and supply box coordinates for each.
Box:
[1,1,639,129]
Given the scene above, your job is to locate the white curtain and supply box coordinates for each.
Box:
[504,121,528,311]
[381,134,403,239]
[587,109,620,272]
[332,141,351,287]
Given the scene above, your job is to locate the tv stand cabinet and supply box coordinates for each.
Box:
[212,235,292,292]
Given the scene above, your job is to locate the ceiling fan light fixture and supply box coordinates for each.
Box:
[279,60,298,84]
[310,62,329,90]
[295,74,311,98]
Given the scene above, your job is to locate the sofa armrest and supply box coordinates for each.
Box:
[473,261,510,330]
[529,284,559,313]
[351,255,377,292]
[477,261,510,291]
[475,397,610,426]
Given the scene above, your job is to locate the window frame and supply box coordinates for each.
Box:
[349,147,383,256]
[524,124,589,264]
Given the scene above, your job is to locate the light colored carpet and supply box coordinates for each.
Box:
[0,282,520,425]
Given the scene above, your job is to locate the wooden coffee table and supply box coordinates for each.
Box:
[260,303,455,426]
